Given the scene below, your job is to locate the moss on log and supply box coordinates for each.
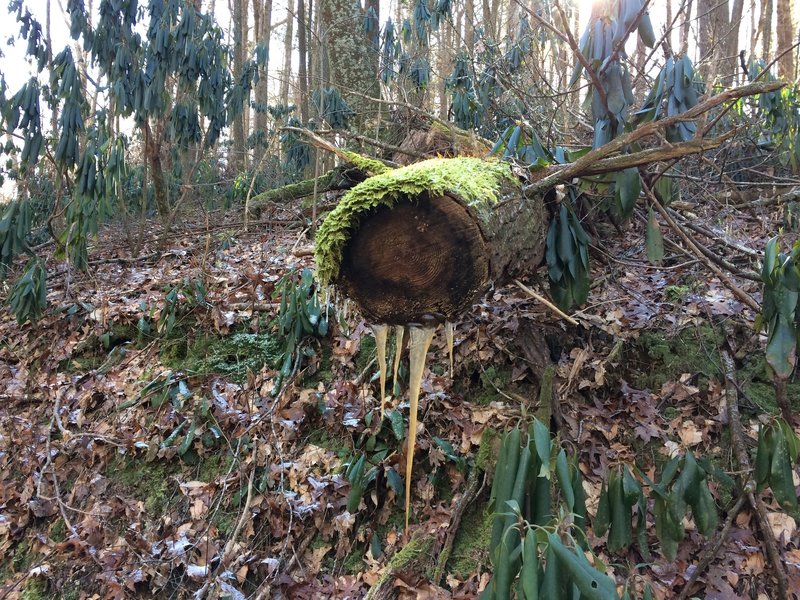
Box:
[249,165,371,209]
[314,157,546,324]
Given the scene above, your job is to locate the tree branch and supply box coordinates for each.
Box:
[525,80,785,196]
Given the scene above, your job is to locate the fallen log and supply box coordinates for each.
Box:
[314,156,546,324]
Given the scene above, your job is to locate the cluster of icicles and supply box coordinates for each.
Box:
[371,321,455,533]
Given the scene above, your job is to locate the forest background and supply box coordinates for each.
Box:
[1,0,800,599]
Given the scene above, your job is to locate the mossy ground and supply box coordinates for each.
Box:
[160,329,283,381]
[21,577,48,600]
[631,325,726,390]
[447,500,492,579]
[60,322,140,373]
[107,453,183,518]
[631,324,799,414]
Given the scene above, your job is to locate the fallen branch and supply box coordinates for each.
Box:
[514,279,579,325]
[525,81,785,196]
[676,491,748,600]
[643,180,760,312]
[249,165,366,209]
[281,126,397,171]
[723,350,789,598]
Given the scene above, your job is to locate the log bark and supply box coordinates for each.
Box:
[315,157,546,324]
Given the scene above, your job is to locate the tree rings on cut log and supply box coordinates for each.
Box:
[338,194,490,324]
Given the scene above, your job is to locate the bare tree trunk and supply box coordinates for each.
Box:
[280,2,295,109]
[242,0,250,149]
[696,0,730,83]
[297,0,309,122]
[437,22,451,122]
[307,0,314,93]
[253,0,273,136]
[666,0,673,50]
[680,0,693,56]
[319,0,380,124]
[761,0,774,61]
[482,0,494,41]
[465,0,474,55]
[776,0,795,78]
[232,0,247,171]
[727,0,745,84]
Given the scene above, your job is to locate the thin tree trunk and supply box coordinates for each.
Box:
[680,0,693,56]
[727,0,745,85]
[761,0,774,61]
[307,0,314,97]
[465,0,474,55]
[232,0,247,171]
[438,22,452,122]
[776,0,795,78]
[280,2,294,108]
[297,0,309,122]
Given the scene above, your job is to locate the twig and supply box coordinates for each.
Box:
[433,469,484,584]
[282,126,397,170]
[219,437,258,569]
[656,211,761,282]
[643,180,760,312]
[514,279,579,326]
[676,492,748,600]
[669,209,761,258]
[722,350,789,599]
[338,130,430,160]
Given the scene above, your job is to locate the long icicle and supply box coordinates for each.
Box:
[404,325,436,534]
[445,321,455,378]
[372,324,389,418]
[392,326,405,394]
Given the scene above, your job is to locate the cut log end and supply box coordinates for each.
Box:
[338,194,490,324]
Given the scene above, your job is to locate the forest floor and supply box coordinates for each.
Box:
[0,189,799,599]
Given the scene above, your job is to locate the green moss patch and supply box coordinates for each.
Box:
[106,454,183,519]
[161,331,282,380]
[341,151,391,176]
[632,325,725,390]
[315,157,518,284]
[447,502,492,579]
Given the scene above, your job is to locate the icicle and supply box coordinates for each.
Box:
[445,321,455,378]
[404,325,436,534]
[372,324,389,418]
[392,326,405,393]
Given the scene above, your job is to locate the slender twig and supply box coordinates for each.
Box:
[433,469,484,584]
[676,492,748,600]
[514,279,579,325]
[219,437,258,568]
[643,180,760,312]
[552,2,615,129]
[722,350,789,599]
